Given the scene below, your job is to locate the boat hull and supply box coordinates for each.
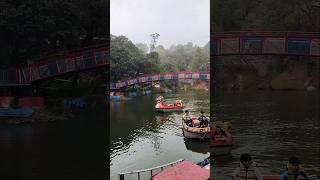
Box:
[210,134,233,155]
[182,122,210,139]
[156,107,183,113]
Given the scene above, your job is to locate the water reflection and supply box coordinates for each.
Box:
[212,91,320,178]
[110,91,210,180]
[184,138,210,154]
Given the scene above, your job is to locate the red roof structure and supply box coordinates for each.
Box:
[150,160,209,180]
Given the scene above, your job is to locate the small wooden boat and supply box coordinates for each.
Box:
[119,158,210,180]
[210,131,233,156]
[182,121,210,139]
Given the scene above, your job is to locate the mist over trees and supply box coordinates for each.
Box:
[211,0,320,31]
[110,34,209,82]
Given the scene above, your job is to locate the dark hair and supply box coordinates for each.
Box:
[200,111,204,114]
[289,156,300,165]
[214,127,226,136]
[185,110,189,113]
[240,153,252,162]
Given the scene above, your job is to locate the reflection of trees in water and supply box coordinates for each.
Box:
[151,134,162,153]
[156,115,169,124]
[184,138,210,154]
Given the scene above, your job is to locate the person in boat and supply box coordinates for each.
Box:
[155,96,164,108]
[213,127,227,141]
[233,153,262,180]
[156,96,164,102]
[198,111,209,128]
[280,156,308,180]
[175,100,183,107]
[182,110,192,126]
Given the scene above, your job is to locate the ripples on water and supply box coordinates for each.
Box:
[110,91,210,180]
[212,91,320,179]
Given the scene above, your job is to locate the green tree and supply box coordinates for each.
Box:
[135,43,149,54]
[110,35,161,82]
[191,47,209,71]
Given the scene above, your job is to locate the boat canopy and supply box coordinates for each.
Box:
[150,160,209,180]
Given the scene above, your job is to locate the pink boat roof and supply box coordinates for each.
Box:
[150,160,209,180]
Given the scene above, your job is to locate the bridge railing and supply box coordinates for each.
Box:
[17,47,108,84]
[110,71,210,90]
[0,68,19,85]
[211,31,320,56]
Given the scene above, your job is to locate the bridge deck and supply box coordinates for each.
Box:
[110,71,210,89]
[211,32,320,56]
[0,46,109,85]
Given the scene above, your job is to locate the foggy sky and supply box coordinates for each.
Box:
[111,0,209,48]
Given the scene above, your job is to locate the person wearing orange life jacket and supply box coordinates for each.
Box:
[233,153,262,180]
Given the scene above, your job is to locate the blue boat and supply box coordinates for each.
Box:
[142,90,152,96]
[110,95,121,101]
[0,108,34,117]
[127,92,138,97]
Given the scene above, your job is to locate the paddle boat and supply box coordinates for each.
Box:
[118,158,211,180]
[155,96,183,113]
[182,117,211,139]
[210,132,233,156]
[210,121,233,155]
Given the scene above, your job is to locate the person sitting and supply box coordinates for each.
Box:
[233,153,262,180]
[175,100,183,107]
[182,110,192,126]
[213,127,226,141]
[192,119,201,127]
[198,111,209,128]
[280,156,308,180]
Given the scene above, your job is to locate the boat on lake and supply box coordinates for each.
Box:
[210,121,233,155]
[182,120,211,139]
[210,132,233,156]
[155,96,183,113]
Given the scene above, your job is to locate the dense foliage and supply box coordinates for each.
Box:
[0,0,108,67]
[211,0,320,31]
[110,34,209,82]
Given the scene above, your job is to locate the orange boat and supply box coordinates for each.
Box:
[155,96,183,113]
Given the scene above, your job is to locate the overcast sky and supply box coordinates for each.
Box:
[111,0,209,48]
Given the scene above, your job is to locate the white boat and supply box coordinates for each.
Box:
[182,121,211,139]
